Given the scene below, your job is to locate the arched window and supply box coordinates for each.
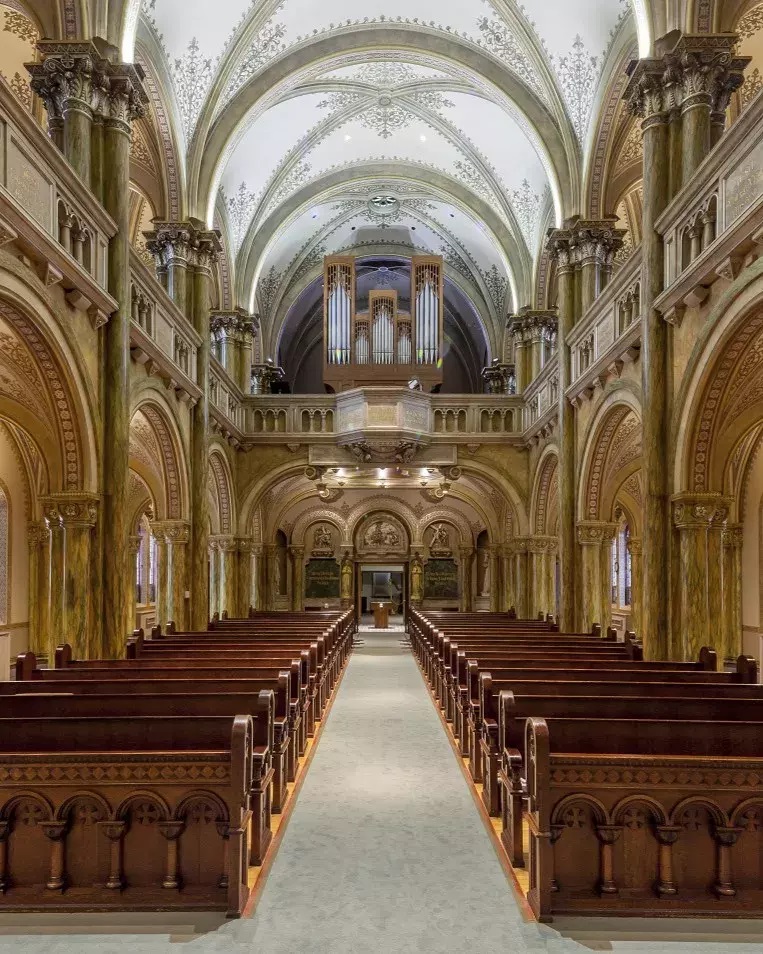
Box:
[0,487,7,625]
[610,513,631,608]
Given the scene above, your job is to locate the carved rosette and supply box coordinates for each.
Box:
[672,493,732,530]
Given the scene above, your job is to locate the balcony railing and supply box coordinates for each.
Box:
[656,89,763,322]
[521,355,559,440]
[566,250,643,404]
[129,250,202,405]
[241,391,523,443]
[0,81,116,324]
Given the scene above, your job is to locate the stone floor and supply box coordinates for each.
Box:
[1,629,762,953]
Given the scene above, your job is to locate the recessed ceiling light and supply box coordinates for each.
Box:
[344,134,352,141]
[420,134,426,142]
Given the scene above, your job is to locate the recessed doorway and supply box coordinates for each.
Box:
[358,563,405,626]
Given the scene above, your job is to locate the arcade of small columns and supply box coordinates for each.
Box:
[7,29,759,666]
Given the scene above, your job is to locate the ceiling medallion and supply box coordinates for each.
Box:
[368,194,400,217]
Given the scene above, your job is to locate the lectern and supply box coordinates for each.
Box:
[372,602,390,629]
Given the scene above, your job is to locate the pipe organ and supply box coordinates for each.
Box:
[323,254,443,391]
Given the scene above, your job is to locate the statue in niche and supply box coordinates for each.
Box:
[363,519,400,550]
[479,549,491,596]
[341,553,353,600]
[274,555,282,595]
[410,557,423,602]
[429,523,450,552]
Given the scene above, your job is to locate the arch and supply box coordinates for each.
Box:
[0,273,98,493]
[676,288,763,494]
[0,790,54,822]
[0,481,7,626]
[209,447,236,535]
[419,508,474,549]
[346,496,419,547]
[174,790,229,825]
[577,388,643,522]
[531,445,559,535]
[612,793,668,827]
[669,794,729,828]
[550,792,609,827]
[115,789,171,823]
[129,393,189,520]
[55,790,112,824]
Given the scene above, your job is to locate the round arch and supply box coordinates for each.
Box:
[577,388,643,523]
[129,389,190,521]
[530,445,559,535]
[208,446,236,535]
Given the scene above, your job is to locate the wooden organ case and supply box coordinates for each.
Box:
[323,254,444,391]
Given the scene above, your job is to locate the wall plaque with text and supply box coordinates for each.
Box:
[423,558,459,599]
[305,558,340,598]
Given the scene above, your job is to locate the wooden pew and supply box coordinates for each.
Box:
[524,716,763,920]
[0,714,255,916]
[496,688,763,865]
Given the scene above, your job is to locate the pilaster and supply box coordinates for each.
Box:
[217,536,237,618]
[236,538,257,616]
[627,537,643,640]
[721,524,743,663]
[289,545,305,611]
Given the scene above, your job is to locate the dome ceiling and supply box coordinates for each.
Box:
[131,0,647,350]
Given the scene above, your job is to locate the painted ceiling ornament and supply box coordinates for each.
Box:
[553,35,600,143]
[171,37,214,139]
[510,179,545,249]
[476,16,547,104]
[223,19,288,102]
[224,182,258,251]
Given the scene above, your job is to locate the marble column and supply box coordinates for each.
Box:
[512,540,530,619]
[674,35,747,184]
[577,522,616,633]
[265,544,277,610]
[510,322,529,393]
[252,544,265,611]
[126,535,141,634]
[502,544,515,614]
[152,523,170,629]
[218,537,237,618]
[101,62,147,657]
[546,231,577,631]
[672,494,731,661]
[208,539,220,620]
[721,524,743,663]
[27,522,49,657]
[627,537,643,639]
[236,538,256,616]
[624,36,747,659]
[528,537,557,619]
[488,545,501,612]
[145,224,221,629]
[165,521,189,630]
[289,546,305,611]
[624,61,673,659]
[27,41,103,185]
[42,501,65,664]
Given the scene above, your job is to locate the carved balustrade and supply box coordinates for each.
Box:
[565,250,643,404]
[128,249,201,405]
[0,81,116,325]
[656,89,763,324]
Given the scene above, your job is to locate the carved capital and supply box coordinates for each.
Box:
[672,492,732,529]
[159,820,185,841]
[577,520,618,545]
[26,41,102,121]
[215,535,237,554]
[41,492,99,528]
[236,536,258,554]
[103,62,148,131]
[27,520,50,549]
[722,523,743,549]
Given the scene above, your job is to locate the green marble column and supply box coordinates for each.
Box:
[577,522,616,633]
[528,538,557,618]
[672,494,731,661]
[509,322,529,393]
[265,544,277,610]
[624,62,672,659]
[546,231,577,631]
[628,537,643,639]
[599,525,617,635]
[459,547,474,611]
[289,546,305,611]
[145,224,193,314]
[237,538,256,616]
[722,524,743,663]
[27,42,102,186]
[101,62,148,657]
[253,545,265,611]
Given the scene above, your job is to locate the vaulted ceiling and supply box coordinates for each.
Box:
[120,0,650,353]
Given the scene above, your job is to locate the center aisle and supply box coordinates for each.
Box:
[242,628,535,954]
